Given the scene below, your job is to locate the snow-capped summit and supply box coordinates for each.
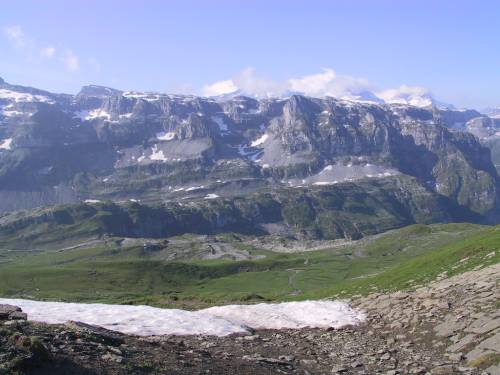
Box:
[482,107,500,119]
[210,84,448,109]
[375,85,453,109]
[212,89,296,101]
[339,90,384,104]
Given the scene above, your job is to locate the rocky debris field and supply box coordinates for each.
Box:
[352,263,500,375]
[1,263,499,375]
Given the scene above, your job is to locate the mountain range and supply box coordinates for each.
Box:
[1,76,500,240]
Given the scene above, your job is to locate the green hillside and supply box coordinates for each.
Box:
[1,223,497,308]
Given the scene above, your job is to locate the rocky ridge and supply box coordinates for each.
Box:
[0,78,499,223]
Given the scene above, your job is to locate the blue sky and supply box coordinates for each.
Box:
[1,0,499,108]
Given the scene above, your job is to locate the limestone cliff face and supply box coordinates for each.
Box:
[0,79,498,219]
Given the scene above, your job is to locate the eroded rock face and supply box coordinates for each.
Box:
[0,175,462,244]
[0,79,499,219]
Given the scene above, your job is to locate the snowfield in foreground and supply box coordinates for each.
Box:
[0,299,365,336]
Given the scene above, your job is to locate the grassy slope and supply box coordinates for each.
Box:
[0,223,497,308]
[302,224,500,300]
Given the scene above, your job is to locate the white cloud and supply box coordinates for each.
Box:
[232,67,286,98]
[376,85,433,107]
[4,25,97,75]
[288,69,337,96]
[201,79,238,96]
[288,68,374,100]
[201,68,286,98]
[4,25,26,48]
[40,46,56,58]
[201,67,375,100]
[199,67,439,107]
[63,50,79,72]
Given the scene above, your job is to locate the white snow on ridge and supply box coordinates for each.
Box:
[122,91,167,102]
[204,193,220,199]
[1,106,24,117]
[0,138,13,150]
[2,111,23,117]
[73,110,91,121]
[84,199,101,204]
[150,144,167,161]
[0,89,54,104]
[74,109,112,121]
[156,131,176,141]
[288,163,400,187]
[186,185,205,192]
[0,299,365,337]
[250,133,269,147]
[322,165,334,172]
[384,96,433,108]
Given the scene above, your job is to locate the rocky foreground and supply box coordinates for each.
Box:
[1,264,499,375]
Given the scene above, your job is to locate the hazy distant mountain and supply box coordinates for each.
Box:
[482,106,500,119]
[210,84,447,108]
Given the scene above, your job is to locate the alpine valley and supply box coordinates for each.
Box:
[1,76,500,374]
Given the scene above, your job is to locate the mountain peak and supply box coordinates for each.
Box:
[370,85,453,110]
[0,77,5,85]
[77,85,121,97]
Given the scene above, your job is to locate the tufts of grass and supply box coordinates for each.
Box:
[468,353,500,368]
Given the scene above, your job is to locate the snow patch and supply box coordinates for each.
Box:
[0,299,365,337]
[186,185,205,192]
[289,163,399,187]
[156,131,176,141]
[204,193,220,199]
[313,181,339,186]
[251,133,269,147]
[84,199,101,204]
[1,109,24,117]
[0,138,13,150]
[74,109,111,121]
[0,138,12,150]
[0,89,54,103]
[150,145,167,161]
[122,91,164,102]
